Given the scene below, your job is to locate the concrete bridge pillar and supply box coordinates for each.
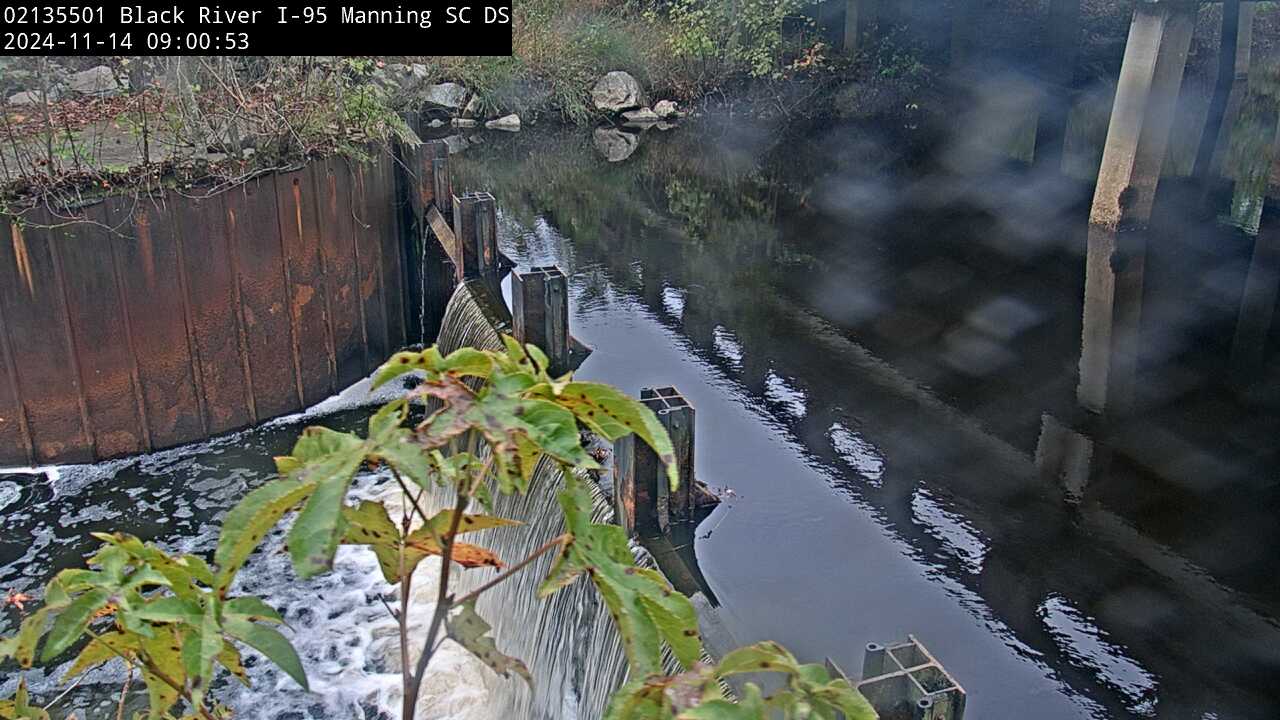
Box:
[1033,0,1082,171]
[1078,228,1147,416]
[843,0,879,55]
[1090,2,1195,230]
[1080,2,1195,417]
[1231,218,1280,377]
[1205,2,1258,178]
[950,0,982,70]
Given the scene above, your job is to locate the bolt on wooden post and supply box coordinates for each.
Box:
[613,387,696,537]
[512,266,569,374]
[451,191,497,281]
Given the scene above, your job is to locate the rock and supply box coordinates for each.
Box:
[462,95,484,119]
[427,118,445,128]
[654,100,681,119]
[67,65,128,96]
[442,134,470,154]
[451,118,478,128]
[593,127,640,163]
[485,114,520,132]
[422,82,468,111]
[621,107,660,125]
[591,71,643,113]
[8,88,61,106]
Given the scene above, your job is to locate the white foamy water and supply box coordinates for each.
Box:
[0,383,498,720]
[219,474,496,720]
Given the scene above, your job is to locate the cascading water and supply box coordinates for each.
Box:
[423,280,674,719]
[0,381,493,720]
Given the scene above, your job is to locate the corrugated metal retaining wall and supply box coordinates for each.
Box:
[0,153,410,466]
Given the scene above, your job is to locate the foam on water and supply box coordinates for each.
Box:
[0,389,495,720]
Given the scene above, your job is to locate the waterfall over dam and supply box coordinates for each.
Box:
[420,280,671,719]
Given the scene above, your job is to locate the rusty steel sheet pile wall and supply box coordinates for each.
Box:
[0,153,409,467]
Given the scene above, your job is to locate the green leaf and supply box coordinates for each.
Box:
[545,382,679,490]
[129,597,202,625]
[286,447,364,579]
[339,500,404,584]
[42,588,111,661]
[371,348,441,389]
[370,346,494,390]
[544,475,703,676]
[12,608,48,668]
[715,641,800,677]
[222,597,284,625]
[138,628,184,719]
[64,631,137,681]
[214,477,318,591]
[181,598,223,707]
[223,616,309,691]
[677,684,766,719]
[446,600,532,687]
[218,643,251,686]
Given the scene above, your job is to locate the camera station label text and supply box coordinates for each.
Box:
[2,4,514,54]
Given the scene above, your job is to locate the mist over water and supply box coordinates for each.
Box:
[448,39,1280,713]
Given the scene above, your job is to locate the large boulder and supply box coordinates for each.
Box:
[485,114,521,132]
[593,127,640,163]
[422,82,469,111]
[8,87,62,106]
[67,65,128,97]
[654,100,681,119]
[591,71,643,113]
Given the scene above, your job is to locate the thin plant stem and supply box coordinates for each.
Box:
[453,533,568,607]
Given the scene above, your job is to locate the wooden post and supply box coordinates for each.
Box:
[613,387,695,537]
[512,266,570,373]
[397,139,455,343]
[431,144,452,221]
[451,191,497,281]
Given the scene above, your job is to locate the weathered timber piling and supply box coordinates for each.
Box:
[398,138,455,343]
[451,191,499,280]
[512,266,570,373]
[613,386,696,536]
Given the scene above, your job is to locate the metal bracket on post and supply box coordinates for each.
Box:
[452,191,497,281]
[512,266,570,374]
[828,636,966,720]
[613,387,695,537]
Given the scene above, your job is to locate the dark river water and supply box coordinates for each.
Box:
[450,95,1280,719]
[3,81,1280,718]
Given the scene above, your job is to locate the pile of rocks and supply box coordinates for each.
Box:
[373,64,523,139]
[590,70,682,126]
[8,65,130,106]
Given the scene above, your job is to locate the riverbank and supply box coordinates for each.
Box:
[3,1,1276,208]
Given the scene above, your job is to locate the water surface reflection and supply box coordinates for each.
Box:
[458,110,1280,719]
